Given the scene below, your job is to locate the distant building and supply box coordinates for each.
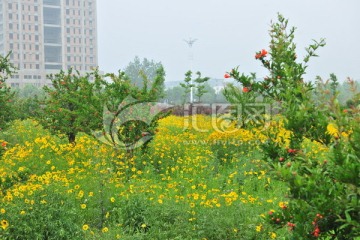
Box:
[0,0,98,87]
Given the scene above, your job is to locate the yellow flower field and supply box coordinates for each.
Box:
[0,116,331,239]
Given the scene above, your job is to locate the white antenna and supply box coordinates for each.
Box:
[184,38,198,48]
[184,37,198,103]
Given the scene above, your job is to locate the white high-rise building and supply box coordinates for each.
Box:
[0,0,98,87]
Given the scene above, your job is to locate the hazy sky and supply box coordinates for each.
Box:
[97,0,360,83]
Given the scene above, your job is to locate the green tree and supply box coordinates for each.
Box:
[227,13,330,145]
[199,83,216,103]
[179,70,194,104]
[124,56,165,92]
[40,69,104,144]
[179,70,209,104]
[193,71,210,103]
[0,52,16,129]
[225,14,360,238]
[12,84,46,120]
[16,84,45,98]
[100,66,167,155]
[164,86,185,105]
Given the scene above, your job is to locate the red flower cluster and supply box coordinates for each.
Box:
[312,213,323,237]
[287,222,296,231]
[287,148,297,154]
[224,73,231,78]
[1,142,6,148]
[313,226,321,237]
[255,49,268,59]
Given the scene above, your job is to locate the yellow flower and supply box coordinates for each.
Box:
[193,193,199,200]
[141,223,147,228]
[78,190,84,198]
[20,210,26,215]
[0,209,5,214]
[101,227,108,233]
[327,123,339,137]
[82,224,89,231]
[80,204,86,209]
[256,224,263,232]
[269,232,277,239]
[110,197,115,203]
[278,201,288,209]
[158,199,163,204]
[1,219,9,230]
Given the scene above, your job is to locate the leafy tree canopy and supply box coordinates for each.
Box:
[124,56,165,93]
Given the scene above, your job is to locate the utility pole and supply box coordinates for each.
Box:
[184,37,197,103]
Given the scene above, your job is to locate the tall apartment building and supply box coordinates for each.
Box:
[0,0,98,87]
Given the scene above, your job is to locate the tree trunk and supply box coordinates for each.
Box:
[68,132,76,145]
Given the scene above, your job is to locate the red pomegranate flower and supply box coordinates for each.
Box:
[313,226,320,237]
[242,87,250,93]
[255,49,268,59]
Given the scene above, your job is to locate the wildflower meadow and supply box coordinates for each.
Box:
[0,14,359,240]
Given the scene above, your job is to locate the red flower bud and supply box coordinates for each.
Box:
[224,73,231,78]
